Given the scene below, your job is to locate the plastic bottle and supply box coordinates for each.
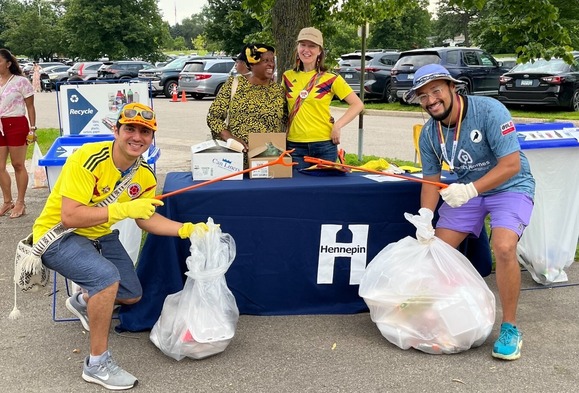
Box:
[115,90,123,106]
[26,131,35,144]
[127,88,133,103]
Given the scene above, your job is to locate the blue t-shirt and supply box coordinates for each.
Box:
[419,95,535,199]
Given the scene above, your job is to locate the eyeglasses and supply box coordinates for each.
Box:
[416,86,445,104]
[123,108,155,121]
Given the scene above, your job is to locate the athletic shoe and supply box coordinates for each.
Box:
[82,354,138,390]
[492,322,522,360]
[65,292,89,331]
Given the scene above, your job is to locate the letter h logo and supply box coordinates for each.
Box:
[317,224,369,285]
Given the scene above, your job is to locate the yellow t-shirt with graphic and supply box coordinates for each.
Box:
[33,141,156,242]
[282,70,353,143]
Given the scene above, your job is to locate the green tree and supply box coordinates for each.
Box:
[449,0,575,63]
[1,1,64,60]
[369,1,432,51]
[203,0,262,55]
[432,2,478,47]
[170,13,206,50]
[61,0,168,61]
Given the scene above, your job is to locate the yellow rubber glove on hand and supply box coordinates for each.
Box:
[178,222,210,239]
[108,198,164,224]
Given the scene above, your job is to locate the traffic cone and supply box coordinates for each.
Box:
[180,91,187,102]
[170,87,178,102]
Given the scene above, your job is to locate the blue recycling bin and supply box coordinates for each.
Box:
[38,134,160,191]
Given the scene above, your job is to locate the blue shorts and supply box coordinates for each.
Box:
[41,230,142,299]
[287,140,337,170]
[437,192,533,238]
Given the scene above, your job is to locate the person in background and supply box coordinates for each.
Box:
[33,103,209,390]
[282,27,363,169]
[32,62,42,93]
[405,63,535,361]
[0,48,36,218]
[207,43,287,168]
[232,51,251,79]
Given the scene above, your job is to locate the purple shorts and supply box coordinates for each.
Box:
[437,192,534,238]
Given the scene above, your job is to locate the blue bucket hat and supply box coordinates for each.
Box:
[403,64,464,104]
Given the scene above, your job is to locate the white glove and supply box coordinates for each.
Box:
[440,182,478,208]
[404,208,435,244]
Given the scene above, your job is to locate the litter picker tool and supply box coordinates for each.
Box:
[303,156,448,189]
[156,149,296,200]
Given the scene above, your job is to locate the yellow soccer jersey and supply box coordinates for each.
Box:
[282,69,353,143]
[33,141,156,241]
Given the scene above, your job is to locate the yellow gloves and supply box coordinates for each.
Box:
[108,198,164,223]
[178,222,210,239]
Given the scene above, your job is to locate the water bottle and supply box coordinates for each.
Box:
[26,131,35,144]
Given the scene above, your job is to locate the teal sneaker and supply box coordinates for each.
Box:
[492,322,522,360]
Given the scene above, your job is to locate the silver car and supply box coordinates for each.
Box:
[178,58,235,100]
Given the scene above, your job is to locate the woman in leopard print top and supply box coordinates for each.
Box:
[207,43,287,168]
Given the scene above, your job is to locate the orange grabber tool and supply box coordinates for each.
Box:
[155,149,297,200]
[303,156,448,189]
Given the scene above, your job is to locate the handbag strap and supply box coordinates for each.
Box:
[31,156,143,257]
[288,72,323,126]
[225,76,239,127]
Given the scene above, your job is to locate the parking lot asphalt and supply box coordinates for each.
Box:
[1,92,579,392]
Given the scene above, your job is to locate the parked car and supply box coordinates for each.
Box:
[97,60,154,80]
[67,61,103,81]
[178,58,235,100]
[497,57,518,71]
[139,55,216,98]
[390,47,510,102]
[335,50,400,101]
[497,52,579,111]
[40,65,71,91]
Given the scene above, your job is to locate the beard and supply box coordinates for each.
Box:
[429,94,454,123]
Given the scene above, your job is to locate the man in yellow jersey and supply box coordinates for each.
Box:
[33,102,206,390]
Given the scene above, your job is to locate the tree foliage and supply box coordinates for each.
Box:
[203,0,262,55]
[449,0,576,63]
[432,2,479,47]
[369,0,432,51]
[61,0,168,61]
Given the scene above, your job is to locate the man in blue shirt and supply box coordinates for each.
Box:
[405,64,535,360]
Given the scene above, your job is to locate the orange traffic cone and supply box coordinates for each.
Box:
[180,91,187,102]
[170,87,178,102]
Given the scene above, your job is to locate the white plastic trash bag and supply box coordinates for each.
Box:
[359,208,495,354]
[28,142,48,189]
[150,218,239,360]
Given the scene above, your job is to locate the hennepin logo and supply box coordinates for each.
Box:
[317,224,369,285]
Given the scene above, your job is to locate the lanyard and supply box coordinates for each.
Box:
[436,94,464,173]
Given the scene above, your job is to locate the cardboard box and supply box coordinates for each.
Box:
[191,139,244,180]
[248,133,292,179]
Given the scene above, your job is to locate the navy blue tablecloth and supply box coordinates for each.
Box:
[118,171,491,332]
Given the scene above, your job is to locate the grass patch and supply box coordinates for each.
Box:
[28,128,60,160]
[333,100,579,121]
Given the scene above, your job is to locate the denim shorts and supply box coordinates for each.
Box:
[42,230,142,299]
[287,140,337,170]
[437,192,534,238]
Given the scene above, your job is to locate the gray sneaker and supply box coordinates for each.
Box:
[82,354,138,390]
[65,292,89,331]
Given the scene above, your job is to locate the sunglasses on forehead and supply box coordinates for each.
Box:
[123,107,155,121]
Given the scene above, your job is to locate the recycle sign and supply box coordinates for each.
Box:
[67,90,98,134]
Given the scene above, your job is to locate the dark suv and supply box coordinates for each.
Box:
[97,60,154,80]
[335,50,400,101]
[390,47,510,103]
[138,55,213,98]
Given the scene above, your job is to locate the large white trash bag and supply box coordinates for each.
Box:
[150,218,239,360]
[359,208,495,354]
